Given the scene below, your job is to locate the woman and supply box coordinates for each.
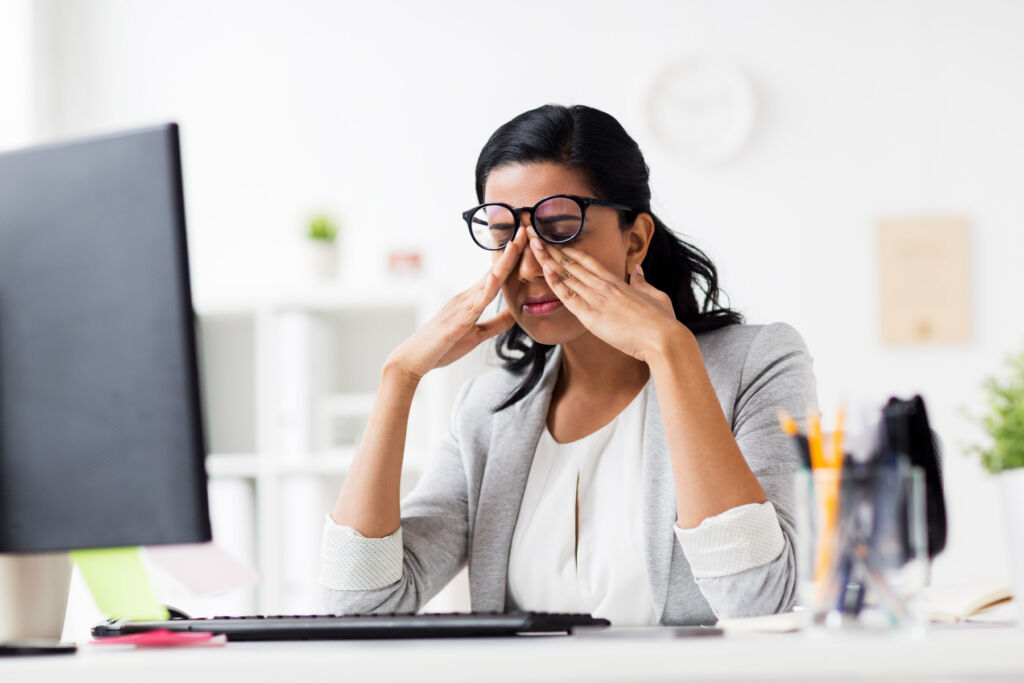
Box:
[320,104,817,625]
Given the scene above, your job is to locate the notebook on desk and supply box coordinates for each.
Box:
[925,581,1014,624]
[92,611,611,641]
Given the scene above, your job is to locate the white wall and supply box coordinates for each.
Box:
[23,0,1024,587]
[0,0,34,148]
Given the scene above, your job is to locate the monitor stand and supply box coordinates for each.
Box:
[0,553,72,642]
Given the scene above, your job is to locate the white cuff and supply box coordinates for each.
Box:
[319,516,404,591]
[674,502,785,579]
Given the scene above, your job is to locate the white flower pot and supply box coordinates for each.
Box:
[998,467,1024,627]
[307,241,338,282]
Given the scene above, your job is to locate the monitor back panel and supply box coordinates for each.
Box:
[0,125,211,552]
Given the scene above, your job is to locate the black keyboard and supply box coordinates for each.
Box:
[91,611,610,641]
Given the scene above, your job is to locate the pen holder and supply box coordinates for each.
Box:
[795,459,929,633]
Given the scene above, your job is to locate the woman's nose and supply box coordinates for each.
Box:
[516,227,545,281]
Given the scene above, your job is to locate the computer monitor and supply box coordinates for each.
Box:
[0,124,211,553]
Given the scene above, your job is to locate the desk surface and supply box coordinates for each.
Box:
[5,625,1024,683]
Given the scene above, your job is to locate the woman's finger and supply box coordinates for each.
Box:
[540,243,606,291]
[631,263,658,295]
[630,263,674,315]
[475,228,526,308]
[475,306,516,340]
[434,304,516,369]
[526,227,596,298]
[629,263,645,286]
[541,262,592,316]
[478,229,523,287]
[559,245,623,285]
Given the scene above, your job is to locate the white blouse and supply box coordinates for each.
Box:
[506,384,657,626]
[320,386,787,619]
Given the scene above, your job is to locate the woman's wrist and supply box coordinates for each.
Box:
[381,355,423,394]
[645,320,699,372]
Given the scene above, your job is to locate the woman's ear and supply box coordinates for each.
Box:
[625,213,656,273]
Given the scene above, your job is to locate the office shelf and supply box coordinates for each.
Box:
[206,453,261,478]
[206,450,399,478]
[195,280,473,615]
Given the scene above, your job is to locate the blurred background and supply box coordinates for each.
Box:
[2,0,1022,624]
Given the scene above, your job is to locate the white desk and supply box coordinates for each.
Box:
[5,625,1024,682]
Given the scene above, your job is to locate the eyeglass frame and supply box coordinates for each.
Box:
[461,193,633,251]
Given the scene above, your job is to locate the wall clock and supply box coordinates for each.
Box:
[647,56,756,166]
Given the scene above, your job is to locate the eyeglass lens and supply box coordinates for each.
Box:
[470,197,584,249]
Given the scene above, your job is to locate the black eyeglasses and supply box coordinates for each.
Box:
[461,194,632,251]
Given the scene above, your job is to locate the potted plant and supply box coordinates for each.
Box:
[306,213,340,282]
[967,348,1024,625]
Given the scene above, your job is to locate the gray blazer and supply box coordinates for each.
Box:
[323,322,818,624]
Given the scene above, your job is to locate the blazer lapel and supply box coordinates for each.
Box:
[641,379,677,623]
[469,347,562,612]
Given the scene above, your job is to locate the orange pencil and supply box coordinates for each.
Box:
[777,407,798,436]
[807,410,826,470]
[830,406,846,467]
[811,407,843,583]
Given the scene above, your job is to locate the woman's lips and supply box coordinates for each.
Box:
[522,298,563,316]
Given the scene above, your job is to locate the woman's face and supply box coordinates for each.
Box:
[484,162,639,346]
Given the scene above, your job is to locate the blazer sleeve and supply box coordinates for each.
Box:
[320,378,474,615]
[677,321,817,619]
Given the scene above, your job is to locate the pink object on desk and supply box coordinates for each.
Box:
[93,629,227,648]
[144,542,260,595]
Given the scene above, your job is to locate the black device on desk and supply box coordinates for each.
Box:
[0,123,211,553]
[92,611,611,640]
[880,394,947,558]
[0,124,212,651]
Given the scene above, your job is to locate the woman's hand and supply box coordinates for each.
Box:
[526,225,686,364]
[387,229,527,381]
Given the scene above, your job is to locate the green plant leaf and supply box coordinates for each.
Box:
[308,214,339,242]
[970,347,1024,473]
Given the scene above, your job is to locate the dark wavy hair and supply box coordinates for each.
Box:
[477,104,744,412]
